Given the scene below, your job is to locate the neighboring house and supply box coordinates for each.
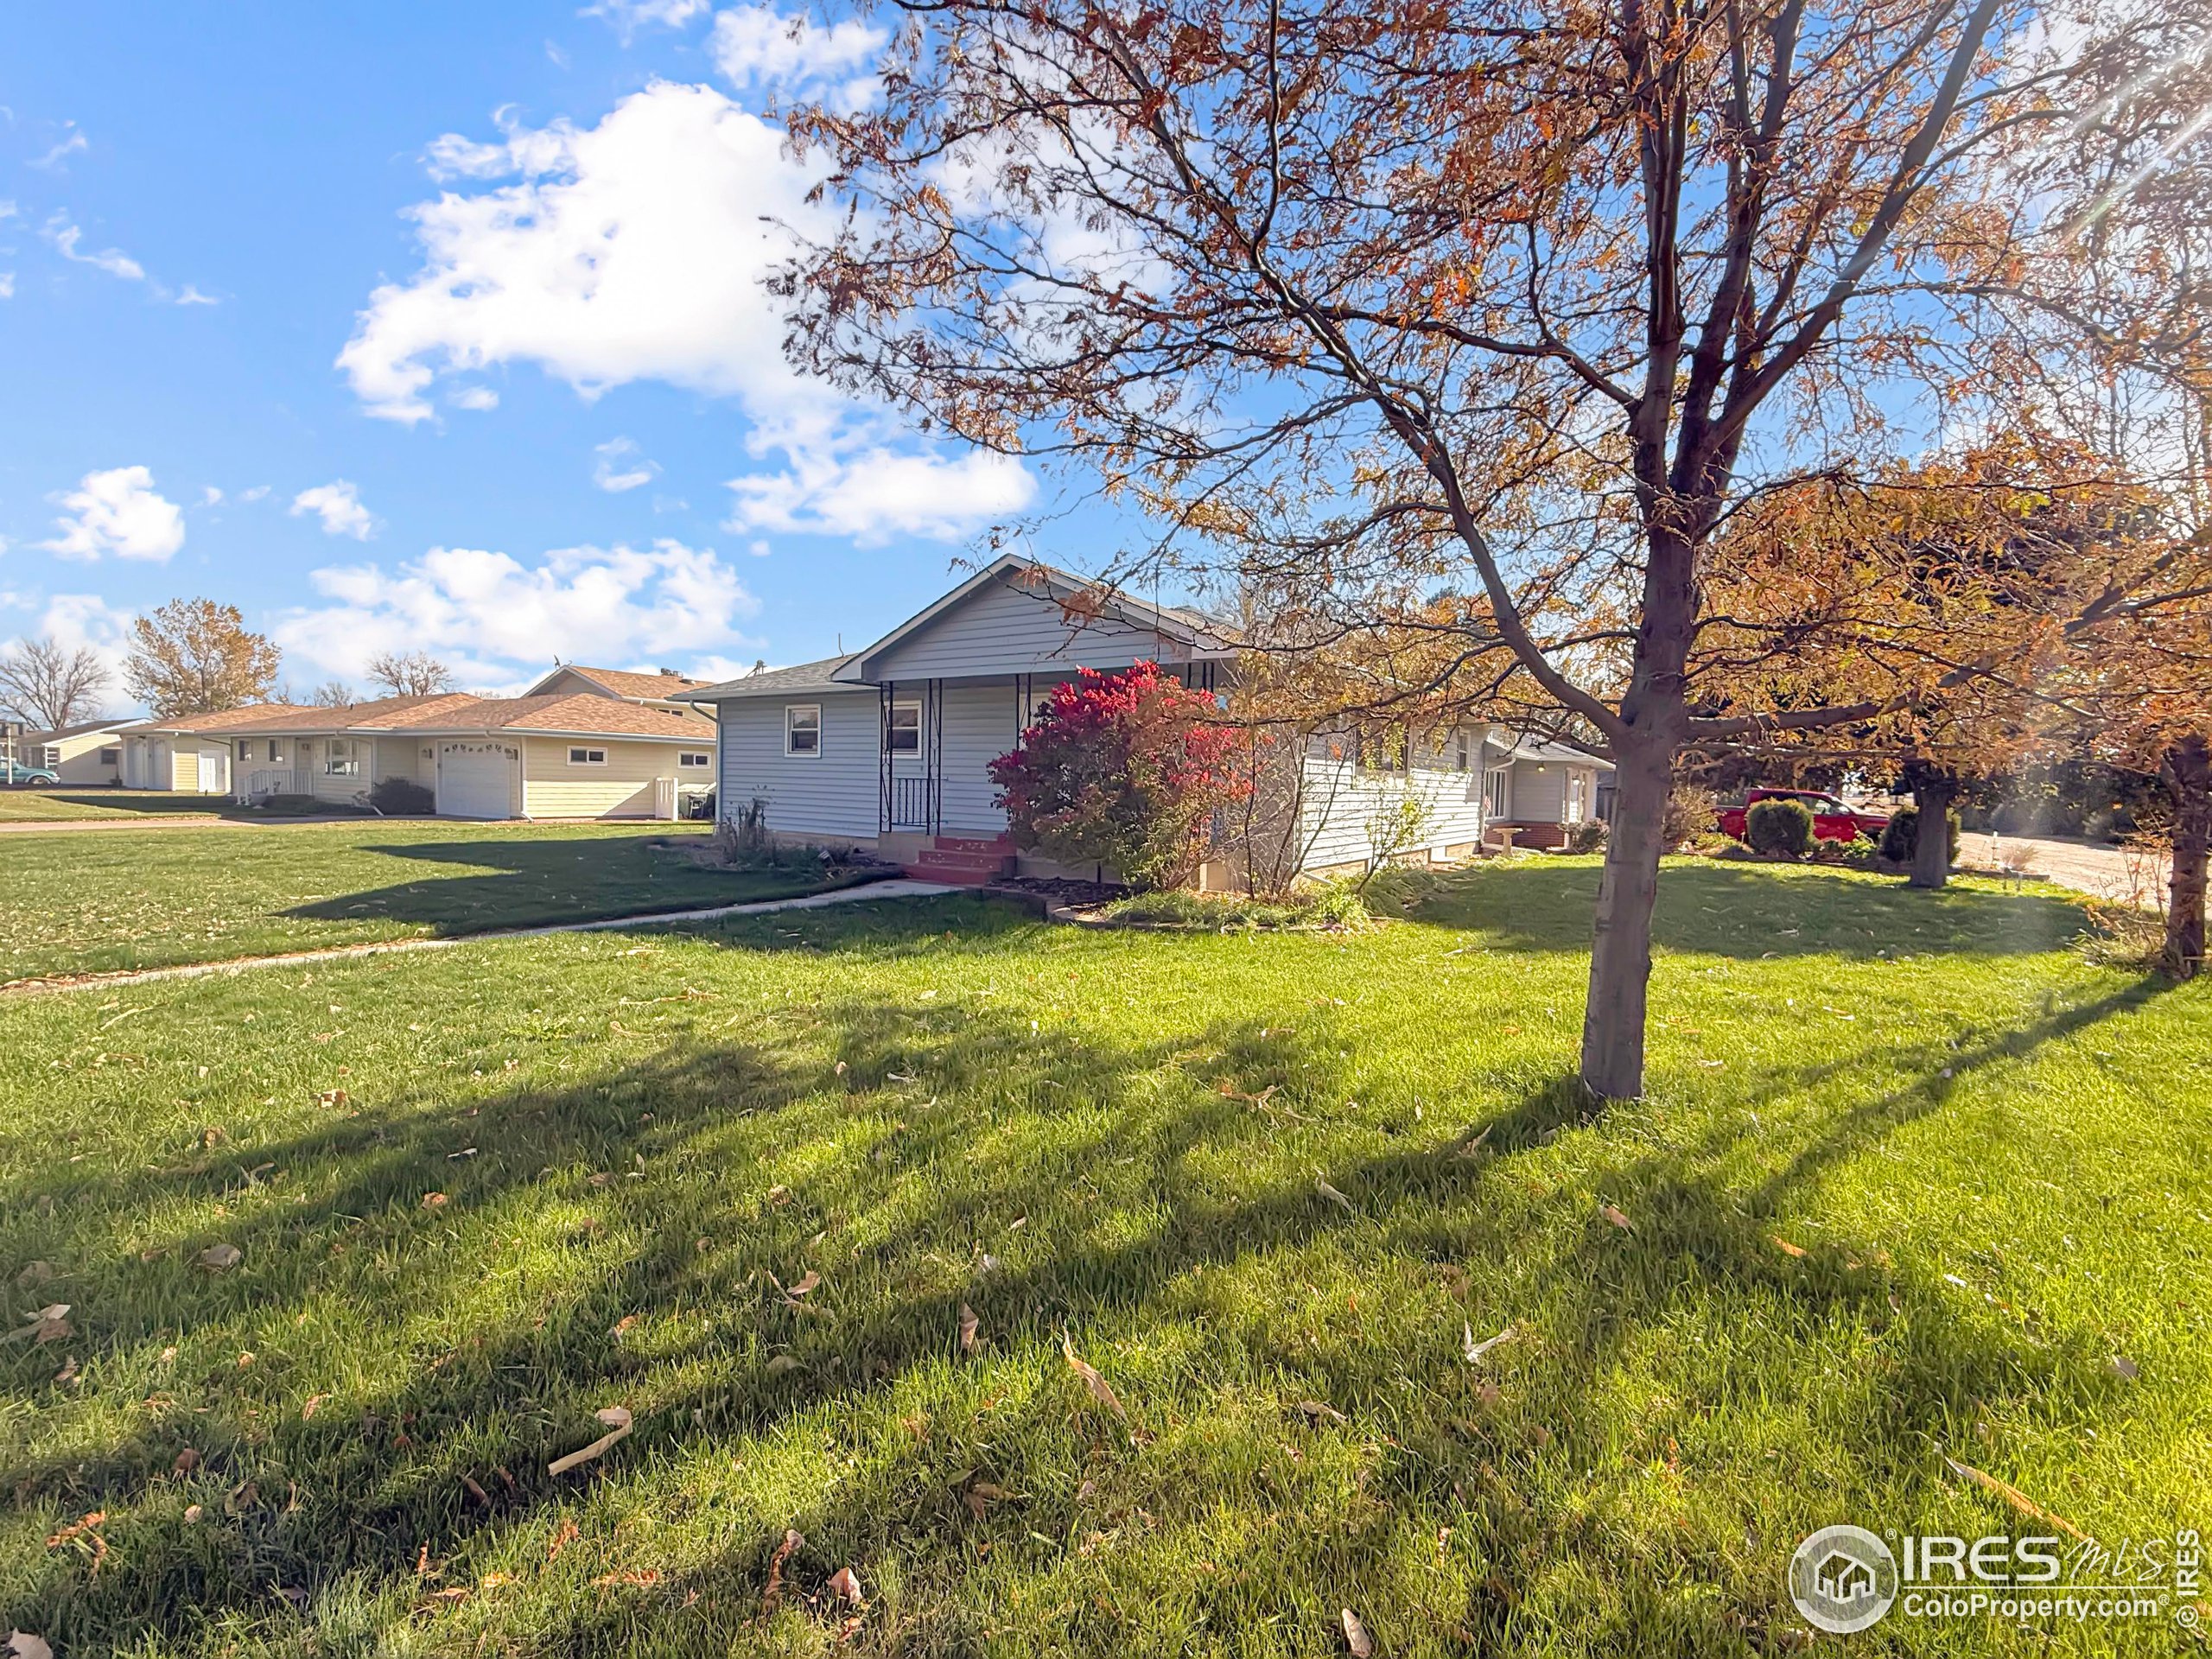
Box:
[118,670,719,818]
[520,664,710,710]
[9,717,136,785]
[688,556,1612,883]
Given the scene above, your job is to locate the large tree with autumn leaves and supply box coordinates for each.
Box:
[781,0,2208,1096]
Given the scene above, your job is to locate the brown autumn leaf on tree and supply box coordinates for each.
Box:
[124,598,283,720]
[782,0,2204,1097]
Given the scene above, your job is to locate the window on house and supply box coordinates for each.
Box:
[1453,730,1473,772]
[1483,768,1510,820]
[99,747,120,765]
[678,751,712,769]
[267,741,281,762]
[238,740,253,761]
[569,747,608,766]
[1567,772,1588,823]
[887,701,921,754]
[325,739,361,778]
[785,704,821,756]
[1363,727,1408,774]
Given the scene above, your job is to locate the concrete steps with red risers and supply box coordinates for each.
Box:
[902,835,1015,885]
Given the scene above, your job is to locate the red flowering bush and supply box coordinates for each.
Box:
[989,661,1251,888]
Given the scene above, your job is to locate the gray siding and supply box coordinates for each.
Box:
[862,572,1191,681]
[937,680,1028,831]
[715,691,881,840]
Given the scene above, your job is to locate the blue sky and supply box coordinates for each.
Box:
[0,1,1068,704]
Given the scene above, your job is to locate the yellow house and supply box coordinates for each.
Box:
[12,718,136,785]
[120,671,719,818]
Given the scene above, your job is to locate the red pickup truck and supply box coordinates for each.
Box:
[1717,788,1891,845]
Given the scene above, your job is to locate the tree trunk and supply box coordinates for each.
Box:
[2162,734,2209,980]
[1904,761,1956,890]
[1580,730,1674,1099]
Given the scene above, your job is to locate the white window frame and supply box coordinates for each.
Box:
[785,703,822,757]
[568,746,609,767]
[237,739,253,761]
[1567,772,1588,823]
[98,747,121,765]
[1483,767,1510,821]
[325,738,362,778]
[887,700,921,755]
[678,750,713,770]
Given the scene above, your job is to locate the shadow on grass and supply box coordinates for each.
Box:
[0,916,2171,1654]
[276,835,848,935]
[1413,858,2092,960]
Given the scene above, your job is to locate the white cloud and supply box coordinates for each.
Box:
[449,385,500,410]
[238,485,272,503]
[201,486,224,505]
[273,539,760,689]
[0,273,13,301]
[727,445,1033,543]
[45,216,144,282]
[585,0,709,41]
[341,80,1030,545]
[29,130,86,171]
[594,436,660,492]
[290,480,377,540]
[175,284,219,306]
[709,4,886,99]
[0,591,137,703]
[41,466,186,562]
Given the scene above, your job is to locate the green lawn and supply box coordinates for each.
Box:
[0,789,235,823]
[2,860,2205,1656]
[0,821,858,983]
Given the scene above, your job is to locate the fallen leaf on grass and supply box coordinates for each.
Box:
[7,1306,72,1345]
[5,1633,54,1659]
[764,1528,804,1614]
[547,1407,632,1478]
[1294,1400,1348,1425]
[1341,1607,1376,1656]
[1598,1205,1632,1232]
[2108,1355,2139,1381]
[609,1316,639,1342]
[1938,1449,2086,1541]
[958,1303,979,1356]
[785,1270,821,1300]
[1771,1235,1807,1258]
[15,1262,54,1289]
[1315,1177,1354,1213]
[302,1393,330,1421]
[828,1565,864,1605]
[547,1518,581,1560]
[182,1504,204,1523]
[421,1192,448,1211]
[765,1355,803,1376]
[173,1448,200,1475]
[199,1243,244,1271]
[1062,1336,1127,1421]
[316,1090,348,1108]
[1462,1324,1516,1365]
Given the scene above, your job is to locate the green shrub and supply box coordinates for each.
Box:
[1878,805,1962,866]
[367,777,435,815]
[1744,796,1814,856]
[1098,881,1370,931]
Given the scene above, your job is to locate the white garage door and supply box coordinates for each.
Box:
[437,744,515,819]
[196,749,229,794]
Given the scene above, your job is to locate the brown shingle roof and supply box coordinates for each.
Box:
[130,692,715,743]
[543,664,709,700]
[122,703,321,735]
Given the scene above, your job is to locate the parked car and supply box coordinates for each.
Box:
[1,759,60,786]
[1717,787,1889,845]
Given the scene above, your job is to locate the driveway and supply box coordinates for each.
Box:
[1960,832,2169,906]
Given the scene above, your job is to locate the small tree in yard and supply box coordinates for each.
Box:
[1744,798,1814,859]
[989,662,1250,890]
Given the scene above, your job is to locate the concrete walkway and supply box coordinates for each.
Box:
[0,878,963,997]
